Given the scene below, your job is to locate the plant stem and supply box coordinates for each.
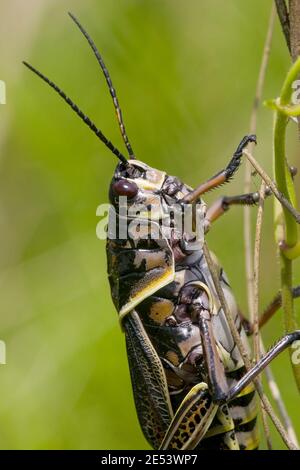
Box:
[244,5,276,321]
[275,0,291,52]
[289,0,300,61]
[243,149,300,224]
[280,255,300,389]
[274,114,298,246]
[253,180,273,449]
[273,54,300,391]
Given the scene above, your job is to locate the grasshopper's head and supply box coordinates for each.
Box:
[109,159,193,221]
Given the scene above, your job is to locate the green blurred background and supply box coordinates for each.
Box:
[0,0,299,450]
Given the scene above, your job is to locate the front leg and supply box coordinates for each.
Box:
[182,135,257,203]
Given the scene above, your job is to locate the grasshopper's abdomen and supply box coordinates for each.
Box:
[134,249,259,450]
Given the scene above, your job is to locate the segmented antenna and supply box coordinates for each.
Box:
[68,12,135,158]
[23,61,127,164]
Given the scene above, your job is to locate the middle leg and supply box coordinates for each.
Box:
[205,188,272,229]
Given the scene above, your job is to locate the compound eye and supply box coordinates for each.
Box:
[112,179,138,198]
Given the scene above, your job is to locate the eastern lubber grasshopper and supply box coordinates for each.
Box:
[23,13,300,450]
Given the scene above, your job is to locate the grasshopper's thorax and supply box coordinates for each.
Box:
[107,159,207,317]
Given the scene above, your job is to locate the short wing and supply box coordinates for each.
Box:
[124,310,174,449]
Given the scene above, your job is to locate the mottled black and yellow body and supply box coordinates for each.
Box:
[107,159,259,450]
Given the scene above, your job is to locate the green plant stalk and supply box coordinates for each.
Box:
[273,53,299,244]
[273,57,300,391]
[274,113,297,246]
[281,255,300,390]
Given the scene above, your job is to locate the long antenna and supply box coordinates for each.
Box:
[68,12,135,158]
[23,61,128,164]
